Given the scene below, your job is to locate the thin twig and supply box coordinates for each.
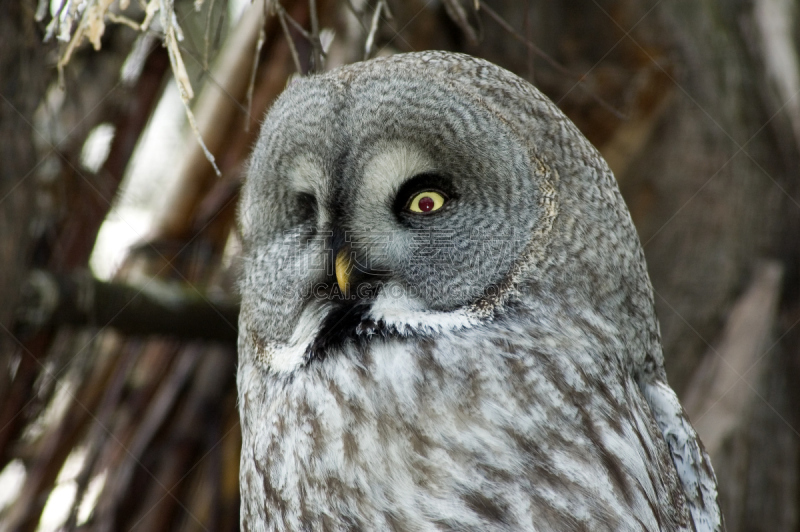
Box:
[308,0,323,72]
[140,0,159,31]
[364,0,386,60]
[275,3,304,74]
[106,12,142,30]
[245,0,269,131]
[159,0,223,176]
[202,0,218,70]
[274,2,311,40]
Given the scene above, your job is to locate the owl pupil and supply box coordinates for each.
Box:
[418,196,435,212]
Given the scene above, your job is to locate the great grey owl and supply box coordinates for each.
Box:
[237,51,723,531]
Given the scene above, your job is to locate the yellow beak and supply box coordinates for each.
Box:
[335,249,352,293]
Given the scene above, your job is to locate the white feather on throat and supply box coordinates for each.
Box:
[258,281,479,374]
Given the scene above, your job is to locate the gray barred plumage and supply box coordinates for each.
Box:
[237,51,723,531]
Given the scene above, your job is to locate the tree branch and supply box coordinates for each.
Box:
[16,270,239,344]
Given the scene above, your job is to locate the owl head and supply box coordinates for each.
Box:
[238,51,662,379]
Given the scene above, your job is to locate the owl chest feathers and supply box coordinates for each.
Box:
[239,317,694,531]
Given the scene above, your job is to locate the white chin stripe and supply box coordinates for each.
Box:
[366,285,478,334]
[254,290,479,373]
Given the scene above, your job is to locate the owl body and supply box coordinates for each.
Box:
[240,307,686,530]
[238,52,723,531]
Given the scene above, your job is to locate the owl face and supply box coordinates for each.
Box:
[239,65,554,372]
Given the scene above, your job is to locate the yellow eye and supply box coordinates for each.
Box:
[407,191,447,214]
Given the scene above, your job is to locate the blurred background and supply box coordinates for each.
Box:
[1,0,799,530]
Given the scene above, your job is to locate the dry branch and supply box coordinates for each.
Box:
[16,270,239,344]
